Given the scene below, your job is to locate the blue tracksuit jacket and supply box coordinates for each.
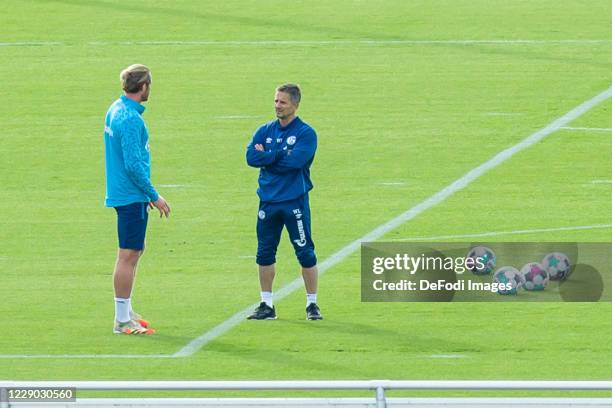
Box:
[246,117,317,203]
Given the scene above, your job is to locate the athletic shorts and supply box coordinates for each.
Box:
[256,194,317,268]
[115,202,149,251]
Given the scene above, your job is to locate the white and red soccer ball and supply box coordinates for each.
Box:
[520,262,549,291]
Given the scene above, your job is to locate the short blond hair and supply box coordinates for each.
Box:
[120,64,151,93]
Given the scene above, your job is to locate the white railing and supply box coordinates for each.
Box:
[2,380,612,408]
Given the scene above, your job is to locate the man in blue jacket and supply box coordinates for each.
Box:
[246,84,322,320]
[104,64,171,335]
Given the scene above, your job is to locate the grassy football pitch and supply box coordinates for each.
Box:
[2,0,612,392]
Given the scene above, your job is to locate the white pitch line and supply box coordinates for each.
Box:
[101,39,612,46]
[560,126,612,132]
[390,223,612,242]
[91,39,612,46]
[3,39,612,47]
[379,182,407,186]
[172,86,612,358]
[0,41,64,46]
[592,180,612,184]
[0,354,173,359]
[429,354,467,359]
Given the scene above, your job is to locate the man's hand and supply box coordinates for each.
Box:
[255,144,264,151]
[151,195,171,218]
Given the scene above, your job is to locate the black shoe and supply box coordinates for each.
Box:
[247,302,277,320]
[306,303,323,320]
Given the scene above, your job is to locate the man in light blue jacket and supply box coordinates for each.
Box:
[104,64,170,335]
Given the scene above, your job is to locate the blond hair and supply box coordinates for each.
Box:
[120,64,151,93]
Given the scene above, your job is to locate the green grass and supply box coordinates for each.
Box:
[2,0,612,395]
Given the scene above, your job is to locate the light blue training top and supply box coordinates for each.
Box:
[104,95,159,207]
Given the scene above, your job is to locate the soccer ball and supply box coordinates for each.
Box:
[493,266,524,295]
[541,252,571,281]
[466,246,496,275]
[520,262,549,291]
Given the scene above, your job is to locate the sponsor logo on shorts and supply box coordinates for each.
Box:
[258,210,266,220]
[293,209,307,247]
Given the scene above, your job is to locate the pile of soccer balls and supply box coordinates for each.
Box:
[465,246,572,296]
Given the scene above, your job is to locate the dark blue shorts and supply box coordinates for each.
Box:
[115,202,149,251]
[256,194,317,268]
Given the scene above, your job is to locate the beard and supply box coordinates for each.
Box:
[276,110,291,119]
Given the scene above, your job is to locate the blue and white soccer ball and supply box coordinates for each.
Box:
[493,266,524,295]
[520,262,549,291]
[466,246,496,275]
[541,252,571,281]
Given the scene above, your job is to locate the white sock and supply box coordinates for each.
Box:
[115,297,130,323]
[307,293,317,306]
[261,291,273,307]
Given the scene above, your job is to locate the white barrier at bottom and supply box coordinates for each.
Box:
[3,381,612,408]
[6,397,612,407]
